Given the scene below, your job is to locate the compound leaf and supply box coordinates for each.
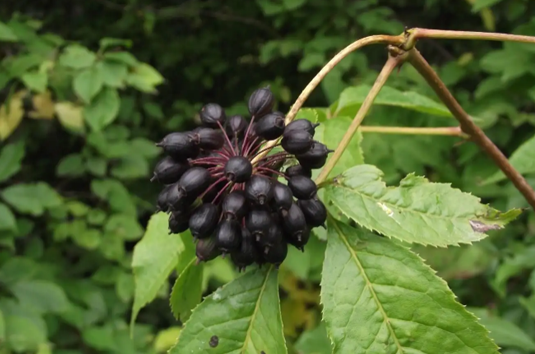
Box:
[321,219,499,354]
[325,164,521,246]
[170,266,287,354]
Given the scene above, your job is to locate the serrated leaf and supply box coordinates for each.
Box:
[73,66,103,103]
[0,203,16,232]
[321,219,499,354]
[483,135,535,184]
[326,164,521,246]
[10,280,69,314]
[58,45,96,69]
[170,257,203,322]
[170,266,287,354]
[83,87,120,131]
[333,85,483,124]
[469,308,535,351]
[131,212,185,330]
[0,140,25,182]
[21,71,48,93]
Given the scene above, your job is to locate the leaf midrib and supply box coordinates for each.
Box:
[332,220,403,353]
[240,265,273,354]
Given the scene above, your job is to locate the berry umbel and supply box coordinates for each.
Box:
[152,86,332,271]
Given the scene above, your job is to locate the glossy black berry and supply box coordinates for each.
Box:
[245,175,273,205]
[231,228,259,271]
[285,165,312,178]
[200,103,226,127]
[281,203,307,240]
[222,191,248,220]
[248,86,274,117]
[156,185,174,212]
[215,219,242,252]
[156,132,199,159]
[263,239,288,266]
[288,175,317,200]
[189,203,220,239]
[224,156,252,183]
[259,223,283,253]
[196,237,221,262]
[298,198,327,228]
[166,183,194,210]
[271,182,293,211]
[245,207,272,241]
[296,141,333,169]
[189,127,224,150]
[169,212,189,234]
[285,225,310,250]
[255,112,285,140]
[281,130,313,154]
[226,115,248,138]
[151,156,190,184]
[177,167,211,199]
[284,119,319,136]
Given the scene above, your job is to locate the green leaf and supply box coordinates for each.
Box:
[0,308,5,342]
[103,51,139,66]
[0,140,25,182]
[0,257,39,285]
[170,266,287,354]
[4,314,47,351]
[483,135,535,184]
[333,85,483,124]
[0,21,18,42]
[21,71,48,93]
[321,219,499,354]
[1,182,62,216]
[73,228,101,249]
[56,154,85,176]
[99,37,132,51]
[283,0,307,10]
[54,102,85,133]
[110,155,149,179]
[170,257,203,323]
[83,87,120,131]
[125,63,164,93]
[472,0,504,12]
[131,212,185,329]
[58,45,96,69]
[85,157,107,176]
[104,214,143,240]
[314,116,363,179]
[326,164,521,246]
[0,203,16,232]
[130,137,161,158]
[73,66,103,103]
[294,322,332,354]
[469,308,535,351]
[97,61,128,88]
[10,280,69,314]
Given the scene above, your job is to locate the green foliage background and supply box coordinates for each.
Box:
[1,0,535,353]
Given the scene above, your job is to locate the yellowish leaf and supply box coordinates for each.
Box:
[28,91,55,119]
[0,91,25,141]
[54,102,85,133]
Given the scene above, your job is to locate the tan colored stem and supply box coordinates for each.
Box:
[251,34,404,165]
[359,126,467,137]
[407,48,535,210]
[404,28,535,50]
[315,54,403,185]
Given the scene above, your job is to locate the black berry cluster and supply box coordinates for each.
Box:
[151,86,332,270]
